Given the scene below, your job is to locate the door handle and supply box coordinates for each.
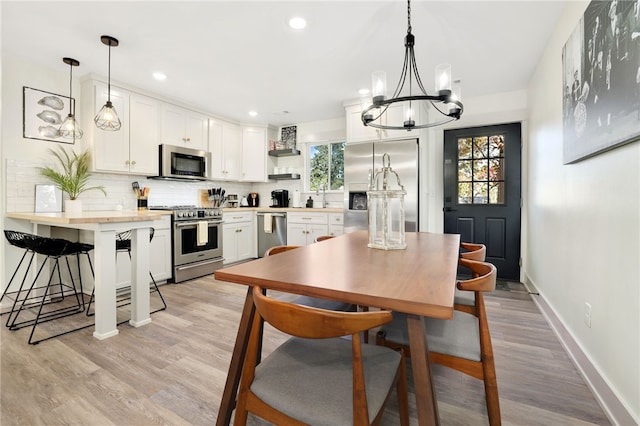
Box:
[444,207,457,212]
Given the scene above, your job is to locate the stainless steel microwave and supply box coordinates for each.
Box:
[158,144,210,181]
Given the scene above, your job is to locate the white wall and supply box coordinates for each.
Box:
[527,1,639,423]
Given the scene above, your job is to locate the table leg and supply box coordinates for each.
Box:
[129,227,151,327]
[93,229,119,340]
[407,313,440,426]
[217,287,256,426]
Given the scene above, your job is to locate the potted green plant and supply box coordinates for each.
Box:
[40,146,106,212]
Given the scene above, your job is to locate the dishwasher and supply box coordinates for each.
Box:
[256,212,287,257]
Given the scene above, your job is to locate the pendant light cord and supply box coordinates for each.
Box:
[407,0,412,34]
[68,62,73,115]
[107,43,112,103]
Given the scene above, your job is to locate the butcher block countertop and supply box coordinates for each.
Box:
[6,210,169,224]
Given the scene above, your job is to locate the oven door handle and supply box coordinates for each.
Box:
[175,220,223,227]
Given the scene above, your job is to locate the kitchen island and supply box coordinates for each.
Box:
[5,210,165,340]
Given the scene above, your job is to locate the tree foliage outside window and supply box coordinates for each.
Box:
[309,142,344,192]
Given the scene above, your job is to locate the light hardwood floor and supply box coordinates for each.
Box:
[1,277,610,425]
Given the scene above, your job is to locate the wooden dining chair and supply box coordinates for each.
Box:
[265,245,355,312]
[376,258,501,426]
[456,242,486,314]
[234,285,409,426]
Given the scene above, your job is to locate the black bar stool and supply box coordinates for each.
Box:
[2,230,91,344]
[86,227,167,318]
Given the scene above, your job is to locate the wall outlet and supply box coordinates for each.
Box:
[584,302,592,328]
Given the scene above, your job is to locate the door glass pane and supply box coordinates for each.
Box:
[473,182,488,204]
[489,182,505,203]
[489,135,504,156]
[458,182,472,204]
[489,158,503,181]
[458,138,472,159]
[473,137,488,159]
[473,160,488,180]
[458,160,472,181]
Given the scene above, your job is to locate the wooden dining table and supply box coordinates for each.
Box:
[214,230,460,426]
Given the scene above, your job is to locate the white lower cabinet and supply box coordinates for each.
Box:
[116,215,172,288]
[328,213,344,236]
[287,212,329,246]
[223,211,255,264]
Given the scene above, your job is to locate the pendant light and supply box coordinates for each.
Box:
[361,0,463,130]
[58,57,83,140]
[94,35,122,131]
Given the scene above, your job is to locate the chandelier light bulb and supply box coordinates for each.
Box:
[435,63,452,93]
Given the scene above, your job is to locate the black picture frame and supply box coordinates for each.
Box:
[23,86,76,144]
[562,0,640,164]
[281,125,297,150]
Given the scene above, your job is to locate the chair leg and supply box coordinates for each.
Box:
[3,251,37,327]
[7,254,50,329]
[396,351,410,426]
[28,257,87,345]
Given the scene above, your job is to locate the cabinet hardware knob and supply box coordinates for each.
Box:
[131,160,136,165]
[187,138,191,142]
[125,160,130,165]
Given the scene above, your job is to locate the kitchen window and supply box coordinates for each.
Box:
[308,141,344,192]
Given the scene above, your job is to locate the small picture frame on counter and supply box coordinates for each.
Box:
[34,184,62,212]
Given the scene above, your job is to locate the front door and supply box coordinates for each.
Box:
[443,123,522,280]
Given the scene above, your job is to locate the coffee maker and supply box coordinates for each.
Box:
[271,189,289,208]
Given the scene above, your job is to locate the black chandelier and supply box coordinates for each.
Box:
[361,0,463,130]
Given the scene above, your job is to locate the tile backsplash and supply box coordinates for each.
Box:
[4,158,344,212]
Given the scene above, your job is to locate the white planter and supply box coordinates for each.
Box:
[65,199,83,214]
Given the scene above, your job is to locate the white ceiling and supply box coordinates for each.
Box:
[1,1,566,127]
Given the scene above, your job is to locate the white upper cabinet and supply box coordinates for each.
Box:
[345,104,379,143]
[345,102,419,143]
[89,82,130,173]
[160,103,208,150]
[241,127,268,182]
[128,94,160,175]
[209,119,242,180]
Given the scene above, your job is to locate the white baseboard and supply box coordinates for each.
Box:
[524,274,638,426]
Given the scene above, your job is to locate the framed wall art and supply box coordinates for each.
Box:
[562,0,640,164]
[281,125,297,150]
[23,86,76,144]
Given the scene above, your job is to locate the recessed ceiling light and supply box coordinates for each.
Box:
[358,88,370,95]
[249,111,258,117]
[289,17,307,30]
[153,72,167,81]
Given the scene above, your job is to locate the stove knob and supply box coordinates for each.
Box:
[189,212,195,217]
[177,212,183,218]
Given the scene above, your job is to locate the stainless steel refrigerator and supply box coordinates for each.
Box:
[343,139,419,233]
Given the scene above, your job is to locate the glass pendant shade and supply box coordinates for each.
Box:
[94,35,121,131]
[59,114,83,139]
[435,63,452,93]
[368,153,406,250]
[371,71,387,102]
[94,101,122,131]
[58,57,82,140]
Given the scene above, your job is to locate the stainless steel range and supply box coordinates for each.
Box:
[151,205,224,283]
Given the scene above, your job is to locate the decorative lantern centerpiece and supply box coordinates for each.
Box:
[367,153,406,250]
